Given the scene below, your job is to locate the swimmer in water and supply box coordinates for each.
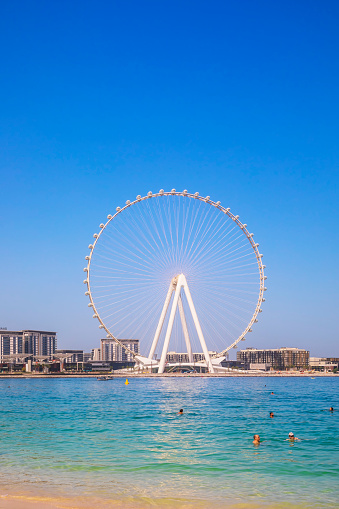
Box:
[253,434,260,445]
[269,412,274,418]
[329,407,334,412]
[270,392,274,395]
[288,432,300,441]
[178,408,183,415]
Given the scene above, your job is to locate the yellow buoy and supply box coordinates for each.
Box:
[125,379,129,385]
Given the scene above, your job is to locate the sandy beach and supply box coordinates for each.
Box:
[0,494,335,509]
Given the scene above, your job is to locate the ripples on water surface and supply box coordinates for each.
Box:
[0,377,338,507]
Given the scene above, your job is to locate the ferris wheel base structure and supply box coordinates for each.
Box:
[133,355,227,373]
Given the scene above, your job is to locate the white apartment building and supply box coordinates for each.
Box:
[100,339,139,362]
[0,330,57,361]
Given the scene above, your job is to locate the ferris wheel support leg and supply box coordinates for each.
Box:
[182,276,214,373]
[148,280,174,360]
[158,278,182,374]
[178,295,193,363]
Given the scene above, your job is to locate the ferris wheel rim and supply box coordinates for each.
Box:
[83,189,266,359]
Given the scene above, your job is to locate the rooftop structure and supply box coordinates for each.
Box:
[55,349,83,363]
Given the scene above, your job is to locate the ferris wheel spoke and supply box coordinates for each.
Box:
[122,206,166,262]
[138,199,175,267]
[106,286,166,337]
[186,242,252,275]
[195,289,254,324]
[101,214,156,260]
[181,198,205,262]
[144,199,173,268]
[183,200,215,261]
[197,296,246,332]
[94,235,168,273]
[191,286,256,314]
[178,195,193,264]
[197,285,258,306]
[184,206,228,265]
[198,250,255,273]
[100,286,165,327]
[91,249,158,273]
[117,302,159,341]
[90,259,161,277]
[154,198,173,263]
[197,313,233,349]
[187,226,244,271]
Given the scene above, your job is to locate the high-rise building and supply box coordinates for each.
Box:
[101,339,139,362]
[0,330,57,361]
[237,347,309,370]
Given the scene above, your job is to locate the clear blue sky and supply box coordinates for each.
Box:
[1,0,338,356]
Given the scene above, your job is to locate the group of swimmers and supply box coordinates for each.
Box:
[252,404,335,445]
[253,431,299,445]
[177,405,334,444]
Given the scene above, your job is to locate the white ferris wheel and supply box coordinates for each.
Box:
[84,189,266,373]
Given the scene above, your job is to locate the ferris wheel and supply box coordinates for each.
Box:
[83,190,266,373]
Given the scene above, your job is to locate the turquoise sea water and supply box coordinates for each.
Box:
[0,376,338,508]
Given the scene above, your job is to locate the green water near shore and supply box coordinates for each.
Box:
[0,377,338,507]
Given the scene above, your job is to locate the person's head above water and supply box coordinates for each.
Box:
[253,434,260,444]
[329,407,334,411]
[178,409,183,414]
[270,412,274,418]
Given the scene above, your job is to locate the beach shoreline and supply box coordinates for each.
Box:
[0,493,337,509]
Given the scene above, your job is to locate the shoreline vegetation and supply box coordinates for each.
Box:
[0,372,337,378]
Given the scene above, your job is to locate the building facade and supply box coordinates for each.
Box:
[100,339,139,362]
[237,347,309,370]
[92,348,101,361]
[55,349,84,363]
[166,351,217,363]
[0,331,23,359]
[309,357,339,371]
[0,330,57,361]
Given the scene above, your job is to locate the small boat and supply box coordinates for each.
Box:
[97,375,115,381]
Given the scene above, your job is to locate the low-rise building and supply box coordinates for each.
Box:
[55,349,83,363]
[166,351,217,363]
[237,347,309,370]
[309,357,339,371]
